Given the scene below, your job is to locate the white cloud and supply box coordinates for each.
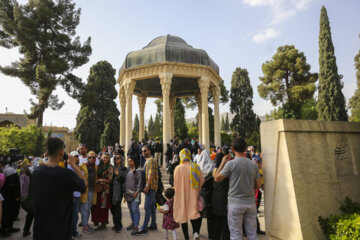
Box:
[242,0,315,24]
[243,0,316,42]
[252,28,280,43]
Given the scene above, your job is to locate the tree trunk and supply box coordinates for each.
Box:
[37,110,43,128]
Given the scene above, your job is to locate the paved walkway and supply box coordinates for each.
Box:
[8,195,268,240]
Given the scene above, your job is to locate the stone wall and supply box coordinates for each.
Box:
[260,119,360,240]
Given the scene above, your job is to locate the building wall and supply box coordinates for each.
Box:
[260,119,360,240]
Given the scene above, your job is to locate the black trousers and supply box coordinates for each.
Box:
[1,200,16,230]
[23,212,33,233]
[181,217,202,240]
[110,202,122,230]
[212,215,230,240]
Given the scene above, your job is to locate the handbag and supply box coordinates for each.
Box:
[197,196,205,212]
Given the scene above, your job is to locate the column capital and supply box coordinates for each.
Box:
[211,86,221,104]
[137,94,147,109]
[124,79,136,101]
[160,72,173,96]
[198,76,210,94]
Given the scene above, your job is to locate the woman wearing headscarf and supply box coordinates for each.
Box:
[211,151,230,240]
[91,152,113,230]
[110,152,127,233]
[197,150,215,239]
[1,160,21,237]
[173,148,204,240]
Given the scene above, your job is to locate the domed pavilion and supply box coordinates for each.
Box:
[118,35,222,164]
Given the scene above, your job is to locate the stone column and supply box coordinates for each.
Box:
[119,87,126,147]
[169,95,176,139]
[124,79,136,157]
[137,94,147,141]
[195,94,203,145]
[198,76,210,151]
[160,72,173,168]
[212,86,221,147]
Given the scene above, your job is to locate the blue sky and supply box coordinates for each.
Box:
[1,0,359,129]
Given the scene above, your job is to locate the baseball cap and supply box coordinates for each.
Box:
[70,151,79,157]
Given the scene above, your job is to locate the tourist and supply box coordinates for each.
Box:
[193,148,202,164]
[91,152,113,230]
[160,188,179,240]
[125,156,142,234]
[165,143,172,170]
[154,138,162,166]
[31,137,86,240]
[67,151,82,238]
[110,152,127,233]
[79,151,97,233]
[173,148,204,240]
[78,144,88,165]
[20,160,34,237]
[198,150,215,239]
[210,149,217,160]
[212,152,230,240]
[254,157,265,235]
[135,145,158,236]
[214,137,262,240]
[1,157,21,237]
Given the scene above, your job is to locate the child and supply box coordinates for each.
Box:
[159,188,179,240]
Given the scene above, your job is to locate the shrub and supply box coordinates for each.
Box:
[319,197,360,240]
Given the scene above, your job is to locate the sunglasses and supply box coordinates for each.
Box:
[116,157,121,159]
[88,156,96,159]
[142,150,147,153]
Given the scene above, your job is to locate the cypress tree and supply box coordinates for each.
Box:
[225,113,230,131]
[148,115,154,136]
[133,114,139,133]
[348,41,360,122]
[230,67,257,140]
[221,115,225,131]
[74,61,119,152]
[174,98,188,141]
[317,6,348,121]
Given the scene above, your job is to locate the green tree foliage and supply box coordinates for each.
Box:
[74,61,119,152]
[0,125,43,156]
[319,197,360,240]
[174,98,188,141]
[208,106,214,144]
[230,67,258,143]
[187,125,199,139]
[225,113,230,131]
[182,79,229,109]
[153,113,162,137]
[271,99,318,120]
[221,132,232,146]
[258,45,318,119]
[349,42,360,122]
[0,0,92,127]
[148,115,154,136]
[221,115,225,131]
[317,6,348,121]
[133,114,139,133]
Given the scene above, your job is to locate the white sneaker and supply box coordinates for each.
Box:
[193,232,200,240]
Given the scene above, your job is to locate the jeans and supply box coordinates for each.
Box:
[71,197,80,236]
[111,201,123,230]
[142,189,156,230]
[228,203,257,240]
[127,200,140,227]
[80,191,93,226]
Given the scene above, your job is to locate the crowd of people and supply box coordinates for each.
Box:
[0,135,265,240]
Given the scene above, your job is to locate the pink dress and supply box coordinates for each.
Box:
[162,198,179,230]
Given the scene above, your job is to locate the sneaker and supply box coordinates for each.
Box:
[148,225,158,231]
[115,228,122,233]
[73,232,81,238]
[131,227,139,235]
[82,226,92,233]
[126,223,134,231]
[94,222,99,226]
[193,232,200,240]
[87,226,95,232]
[257,230,266,235]
[135,229,148,236]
